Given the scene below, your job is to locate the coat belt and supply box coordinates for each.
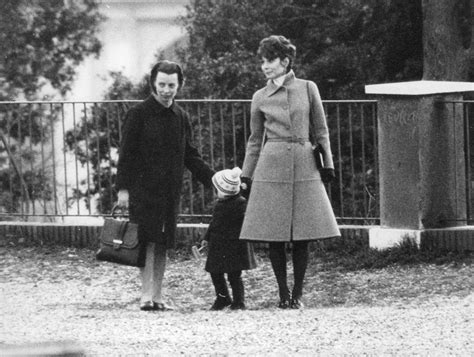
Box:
[266,137,310,145]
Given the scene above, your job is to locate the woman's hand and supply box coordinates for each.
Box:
[117,189,129,208]
[320,168,336,184]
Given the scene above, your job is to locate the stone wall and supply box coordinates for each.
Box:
[1,222,472,252]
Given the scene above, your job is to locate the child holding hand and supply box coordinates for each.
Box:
[202,167,257,310]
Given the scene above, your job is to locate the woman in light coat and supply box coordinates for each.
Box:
[240,35,340,309]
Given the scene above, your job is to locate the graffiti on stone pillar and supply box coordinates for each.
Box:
[382,109,418,139]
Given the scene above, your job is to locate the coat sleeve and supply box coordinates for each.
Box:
[241,91,265,178]
[183,113,215,188]
[308,81,335,169]
[236,199,247,226]
[203,216,214,242]
[116,107,143,191]
[203,202,218,242]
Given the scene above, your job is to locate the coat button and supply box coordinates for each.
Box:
[283,105,288,110]
[287,146,291,150]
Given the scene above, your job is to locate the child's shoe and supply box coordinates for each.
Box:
[230,301,246,310]
[210,294,232,310]
[229,276,245,310]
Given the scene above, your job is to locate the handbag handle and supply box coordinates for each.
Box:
[110,204,129,219]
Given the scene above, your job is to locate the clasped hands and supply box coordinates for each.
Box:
[116,169,334,208]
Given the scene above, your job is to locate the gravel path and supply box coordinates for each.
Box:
[1,247,472,356]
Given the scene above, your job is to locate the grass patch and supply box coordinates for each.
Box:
[310,236,473,271]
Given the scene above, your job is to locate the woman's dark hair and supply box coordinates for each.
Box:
[258,35,296,72]
[149,60,185,93]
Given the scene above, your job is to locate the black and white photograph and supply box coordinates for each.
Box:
[1,0,473,355]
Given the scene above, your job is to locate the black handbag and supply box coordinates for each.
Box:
[313,144,325,170]
[96,205,146,267]
[307,81,325,170]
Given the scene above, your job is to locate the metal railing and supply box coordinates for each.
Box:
[0,99,379,224]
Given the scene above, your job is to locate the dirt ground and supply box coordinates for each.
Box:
[0,246,473,356]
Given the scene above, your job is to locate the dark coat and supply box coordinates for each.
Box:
[116,96,214,249]
[204,195,257,274]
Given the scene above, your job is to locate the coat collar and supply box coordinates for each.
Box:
[143,95,182,117]
[266,70,296,97]
[216,193,242,202]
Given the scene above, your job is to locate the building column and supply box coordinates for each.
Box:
[365,81,474,249]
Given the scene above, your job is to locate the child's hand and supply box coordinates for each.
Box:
[240,177,252,199]
[192,240,207,260]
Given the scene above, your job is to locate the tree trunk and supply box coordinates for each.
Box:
[422,0,472,81]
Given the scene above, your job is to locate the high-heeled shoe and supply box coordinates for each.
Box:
[139,301,155,311]
[278,298,291,309]
[290,297,304,309]
[140,301,174,311]
[154,302,175,311]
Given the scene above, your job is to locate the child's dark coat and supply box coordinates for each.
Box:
[204,195,257,273]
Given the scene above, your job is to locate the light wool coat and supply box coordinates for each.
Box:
[240,71,340,242]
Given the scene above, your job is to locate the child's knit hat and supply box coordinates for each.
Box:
[212,167,242,196]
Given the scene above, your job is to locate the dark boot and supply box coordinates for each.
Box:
[228,271,245,310]
[210,294,232,310]
[269,242,290,308]
[210,273,232,310]
[291,241,309,309]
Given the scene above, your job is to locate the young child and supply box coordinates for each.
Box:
[202,167,257,310]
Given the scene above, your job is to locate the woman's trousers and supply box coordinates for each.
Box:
[139,242,167,304]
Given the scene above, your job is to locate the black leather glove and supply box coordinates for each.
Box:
[240,176,252,199]
[320,168,336,184]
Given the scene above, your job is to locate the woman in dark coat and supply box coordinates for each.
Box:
[116,60,214,311]
[240,36,340,309]
[202,167,256,310]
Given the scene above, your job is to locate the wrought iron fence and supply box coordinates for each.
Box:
[0,99,379,224]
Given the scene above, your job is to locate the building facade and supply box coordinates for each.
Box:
[70,0,189,100]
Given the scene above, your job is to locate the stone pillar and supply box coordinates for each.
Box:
[365,81,474,249]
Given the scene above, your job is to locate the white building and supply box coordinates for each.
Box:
[70,0,189,101]
[47,0,189,222]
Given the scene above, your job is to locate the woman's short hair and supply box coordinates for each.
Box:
[258,35,296,72]
[149,60,185,93]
